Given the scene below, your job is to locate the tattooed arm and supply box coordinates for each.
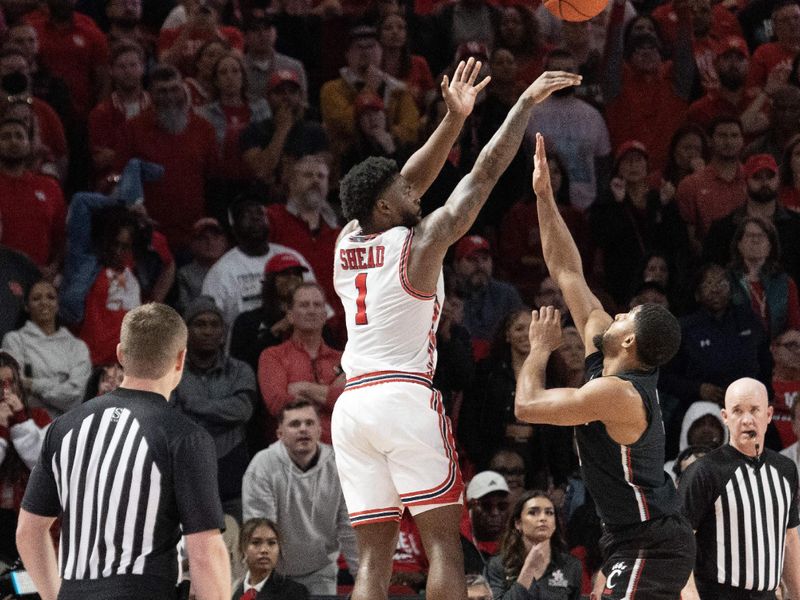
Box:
[407,71,581,292]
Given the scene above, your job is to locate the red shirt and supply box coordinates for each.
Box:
[32,98,67,162]
[747,42,797,90]
[390,512,429,595]
[675,164,747,239]
[119,110,217,252]
[779,186,800,214]
[652,2,742,49]
[772,379,799,449]
[605,62,688,172]
[157,25,244,76]
[0,170,65,267]
[27,9,109,120]
[687,88,764,135]
[257,336,344,444]
[88,93,151,178]
[266,203,342,310]
[79,265,141,365]
[217,104,252,181]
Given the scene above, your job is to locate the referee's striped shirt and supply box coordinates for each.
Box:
[22,388,224,600]
[680,444,800,593]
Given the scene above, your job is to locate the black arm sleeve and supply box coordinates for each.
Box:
[172,429,225,533]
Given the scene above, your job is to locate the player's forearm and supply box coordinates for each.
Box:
[16,513,60,600]
[401,110,466,197]
[783,528,800,598]
[536,184,585,282]
[187,535,231,600]
[514,351,550,422]
[472,96,535,184]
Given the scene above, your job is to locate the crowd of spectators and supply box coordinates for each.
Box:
[2,0,800,596]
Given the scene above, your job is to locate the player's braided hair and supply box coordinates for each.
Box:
[339,157,399,223]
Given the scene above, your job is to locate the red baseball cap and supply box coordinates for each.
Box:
[614,140,649,163]
[264,252,309,275]
[267,69,301,92]
[455,235,490,261]
[716,36,749,59]
[742,153,778,179]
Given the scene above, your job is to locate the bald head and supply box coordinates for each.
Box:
[722,377,772,457]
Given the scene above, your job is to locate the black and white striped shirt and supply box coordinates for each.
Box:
[680,444,800,594]
[22,388,224,600]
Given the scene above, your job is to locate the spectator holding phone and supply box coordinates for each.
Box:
[0,351,50,565]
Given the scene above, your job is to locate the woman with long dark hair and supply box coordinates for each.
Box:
[2,280,91,417]
[486,490,582,599]
[729,216,800,336]
[233,518,309,599]
[0,351,50,563]
[378,12,435,111]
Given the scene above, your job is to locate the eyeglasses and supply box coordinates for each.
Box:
[701,279,730,291]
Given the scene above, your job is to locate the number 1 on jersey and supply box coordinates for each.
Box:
[355,273,368,325]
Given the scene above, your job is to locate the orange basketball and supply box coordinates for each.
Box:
[543,0,608,21]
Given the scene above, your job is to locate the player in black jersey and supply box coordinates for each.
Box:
[514,134,695,599]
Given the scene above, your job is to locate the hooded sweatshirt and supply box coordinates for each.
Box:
[241,440,359,578]
[665,401,729,479]
[2,321,91,417]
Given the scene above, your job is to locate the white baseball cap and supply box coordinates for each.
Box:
[466,471,510,501]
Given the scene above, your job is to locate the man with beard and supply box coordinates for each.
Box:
[88,41,150,183]
[0,118,65,276]
[515,133,695,599]
[525,49,611,210]
[332,66,579,600]
[202,194,315,329]
[120,64,217,255]
[266,154,341,311]
[704,153,800,285]
[454,234,523,360]
[687,37,766,133]
[25,0,109,123]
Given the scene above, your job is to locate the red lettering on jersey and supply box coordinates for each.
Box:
[346,249,359,270]
[340,249,349,269]
[355,247,367,269]
[376,246,385,267]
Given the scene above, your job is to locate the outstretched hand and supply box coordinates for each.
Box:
[441,57,491,118]
[532,133,552,199]
[528,306,562,352]
[522,70,582,105]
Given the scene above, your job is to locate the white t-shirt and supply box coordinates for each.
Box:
[201,244,315,328]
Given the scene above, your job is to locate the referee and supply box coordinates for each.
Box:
[16,304,230,600]
[680,378,800,600]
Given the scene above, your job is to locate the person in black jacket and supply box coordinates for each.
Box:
[485,490,582,600]
[233,518,309,600]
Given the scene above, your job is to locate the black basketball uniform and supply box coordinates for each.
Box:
[679,445,799,600]
[578,352,695,599]
[22,388,225,600]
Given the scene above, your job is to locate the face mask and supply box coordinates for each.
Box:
[1,72,29,96]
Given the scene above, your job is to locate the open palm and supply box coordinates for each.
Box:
[441,57,491,118]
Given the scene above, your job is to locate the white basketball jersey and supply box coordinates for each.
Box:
[334,226,445,379]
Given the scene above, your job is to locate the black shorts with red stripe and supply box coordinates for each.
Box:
[599,513,695,600]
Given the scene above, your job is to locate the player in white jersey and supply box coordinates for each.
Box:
[331,63,581,600]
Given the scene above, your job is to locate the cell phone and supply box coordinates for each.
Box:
[10,570,37,595]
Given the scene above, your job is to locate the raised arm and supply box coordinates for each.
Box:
[533,133,610,352]
[413,72,581,267]
[400,57,490,198]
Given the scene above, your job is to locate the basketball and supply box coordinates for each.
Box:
[543,0,608,21]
